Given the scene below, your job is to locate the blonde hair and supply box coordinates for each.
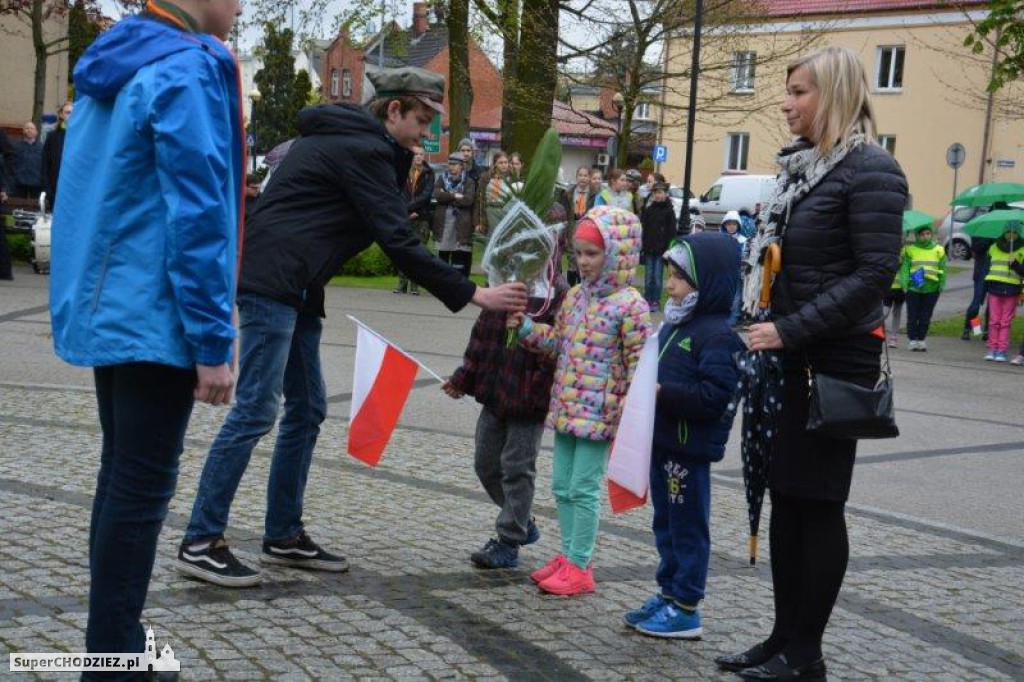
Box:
[787,46,877,156]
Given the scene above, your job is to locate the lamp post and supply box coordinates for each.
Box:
[679,0,704,235]
[249,87,261,173]
[611,91,625,170]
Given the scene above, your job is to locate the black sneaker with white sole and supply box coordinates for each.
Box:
[261,530,349,572]
[175,537,260,587]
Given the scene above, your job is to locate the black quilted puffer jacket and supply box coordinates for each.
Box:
[771,143,908,349]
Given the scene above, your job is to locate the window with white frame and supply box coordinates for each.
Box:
[878,135,896,155]
[876,46,905,91]
[731,51,756,92]
[634,101,652,120]
[330,70,339,98]
[726,133,750,171]
[342,69,352,98]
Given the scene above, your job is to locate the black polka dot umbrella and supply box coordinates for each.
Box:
[730,242,783,566]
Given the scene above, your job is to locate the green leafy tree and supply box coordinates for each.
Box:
[1,0,73,125]
[965,0,1024,92]
[252,23,299,154]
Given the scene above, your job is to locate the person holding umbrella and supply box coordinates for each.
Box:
[979,220,1024,361]
[899,224,947,352]
[718,46,906,681]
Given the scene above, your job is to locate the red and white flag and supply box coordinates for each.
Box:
[347,321,420,466]
[607,333,659,513]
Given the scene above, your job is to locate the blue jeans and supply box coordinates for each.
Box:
[86,363,195,680]
[643,254,664,306]
[184,292,326,544]
[964,271,988,332]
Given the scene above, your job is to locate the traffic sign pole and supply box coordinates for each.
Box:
[947,143,966,254]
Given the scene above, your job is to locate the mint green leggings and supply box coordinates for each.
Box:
[552,432,610,569]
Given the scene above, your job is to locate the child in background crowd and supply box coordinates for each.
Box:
[509,206,652,596]
[884,230,912,347]
[900,226,946,352]
[624,233,743,639]
[640,182,676,312]
[720,211,747,326]
[982,224,1024,362]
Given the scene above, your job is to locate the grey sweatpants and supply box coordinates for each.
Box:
[474,407,544,545]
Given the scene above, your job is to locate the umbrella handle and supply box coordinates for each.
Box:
[759,243,781,309]
[749,534,759,566]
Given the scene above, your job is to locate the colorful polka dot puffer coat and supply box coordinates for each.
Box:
[520,206,653,441]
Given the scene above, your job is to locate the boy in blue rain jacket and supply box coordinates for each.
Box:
[622,232,744,640]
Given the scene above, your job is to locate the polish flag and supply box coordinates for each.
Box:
[347,323,419,466]
[607,333,660,513]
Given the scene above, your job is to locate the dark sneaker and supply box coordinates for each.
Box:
[175,537,259,587]
[524,518,541,545]
[471,538,519,569]
[261,531,349,572]
[961,329,971,341]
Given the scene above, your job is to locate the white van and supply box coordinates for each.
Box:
[698,174,776,228]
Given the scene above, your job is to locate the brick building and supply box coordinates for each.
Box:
[321,26,365,106]
[363,2,503,164]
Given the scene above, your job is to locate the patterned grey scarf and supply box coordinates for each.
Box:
[741,135,865,315]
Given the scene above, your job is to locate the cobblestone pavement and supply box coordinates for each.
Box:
[1,267,1022,680]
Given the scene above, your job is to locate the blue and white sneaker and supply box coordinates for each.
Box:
[994,351,1009,363]
[635,603,703,639]
[623,594,669,628]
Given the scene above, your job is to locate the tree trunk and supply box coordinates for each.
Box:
[512,0,558,166]
[32,0,47,127]
[447,0,473,153]
[498,0,519,151]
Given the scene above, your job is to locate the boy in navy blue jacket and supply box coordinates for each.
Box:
[623,232,744,639]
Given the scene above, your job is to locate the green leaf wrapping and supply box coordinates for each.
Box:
[519,128,562,221]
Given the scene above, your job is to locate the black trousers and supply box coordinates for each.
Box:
[905,291,940,341]
[0,231,13,279]
[764,491,849,666]
[439,249,472,279]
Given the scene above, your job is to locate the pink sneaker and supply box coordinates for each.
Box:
[538,560,595,595]
[530,554,565,584]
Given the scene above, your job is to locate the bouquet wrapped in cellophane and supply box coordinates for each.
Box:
[480,129,565,346]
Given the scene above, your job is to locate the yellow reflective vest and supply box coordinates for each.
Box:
[985,243,1024,286]
[905,243,945,283]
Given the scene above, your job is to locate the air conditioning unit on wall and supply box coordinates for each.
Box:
[596,153,610,166]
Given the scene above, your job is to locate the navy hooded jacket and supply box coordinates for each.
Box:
[655,233,745,463]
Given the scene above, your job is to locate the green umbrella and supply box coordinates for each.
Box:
[962,209,1024,239]
[951,182,1024,207]
[902,210,936,233]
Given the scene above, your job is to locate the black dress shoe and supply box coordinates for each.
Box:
[715,642,778,672]
[737,653,827,681]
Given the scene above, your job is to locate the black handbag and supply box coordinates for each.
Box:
[805,335,899,440]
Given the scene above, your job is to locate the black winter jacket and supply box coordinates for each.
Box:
[239,104,476,316]
[641,199,676,255]
[772,144,907,349]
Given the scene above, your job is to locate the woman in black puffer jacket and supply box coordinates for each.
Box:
[716,47,907,682]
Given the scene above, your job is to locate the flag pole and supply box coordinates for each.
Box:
[346,315,446,384]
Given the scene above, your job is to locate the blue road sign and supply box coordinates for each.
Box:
[246,133,256,148]
[653,144,668,163]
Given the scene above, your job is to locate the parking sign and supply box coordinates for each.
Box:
[653,144,668,163]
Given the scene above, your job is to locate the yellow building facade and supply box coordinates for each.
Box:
[661,3,1023,219]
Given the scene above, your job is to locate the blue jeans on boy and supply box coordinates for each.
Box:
[86,363,195,680]
[650,451,711,607]
[643,253,664,307]
[184,292,327,544]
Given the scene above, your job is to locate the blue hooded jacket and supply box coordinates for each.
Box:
[50,14,243,369]
[655,232,745,462]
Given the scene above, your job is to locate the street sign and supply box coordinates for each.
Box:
[946,143,965,169]
[652,144,668,163]
[246,133,256,148]
[422,116,442,154]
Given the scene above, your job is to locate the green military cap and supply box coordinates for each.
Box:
[368,66,445,115]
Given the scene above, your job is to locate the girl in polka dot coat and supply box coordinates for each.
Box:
[511,205,653,595]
